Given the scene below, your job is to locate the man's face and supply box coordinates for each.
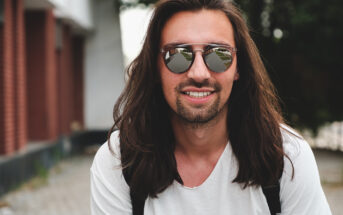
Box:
[158,9,238,125]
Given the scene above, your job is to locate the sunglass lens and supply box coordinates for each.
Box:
[164,47,193,73]
[204,47,233,73]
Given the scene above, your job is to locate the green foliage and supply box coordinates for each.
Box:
[119,0,157,8]
[34,161,48,179]
[235,0,343,131]
[53,148,62,163]
[120,0,343,131]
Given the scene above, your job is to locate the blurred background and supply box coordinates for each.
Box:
[0,0,342,214]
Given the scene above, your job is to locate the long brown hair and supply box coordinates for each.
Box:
[109,0,292,199]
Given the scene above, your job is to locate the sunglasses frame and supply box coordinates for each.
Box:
[160,43,238,74]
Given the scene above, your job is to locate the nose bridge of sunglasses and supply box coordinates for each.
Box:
[192,48,205,53]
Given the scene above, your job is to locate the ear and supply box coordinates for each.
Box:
[234,68,239,81]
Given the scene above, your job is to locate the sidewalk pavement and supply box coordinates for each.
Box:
[0,147,342,215]
[315,149,343,215]
[0,154,93,215]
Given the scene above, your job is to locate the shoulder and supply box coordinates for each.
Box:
[280,125,313,170]
[91,130,122,172]
[280,124,319,181]
[280,125,325,181]
[279,125,332,214]
[90,130,131,214]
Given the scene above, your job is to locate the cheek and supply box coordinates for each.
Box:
[159,60,181,95]
[160,74,179,111]
[217,72,237,100]
[159,67,179,105]
[160,73,179,96]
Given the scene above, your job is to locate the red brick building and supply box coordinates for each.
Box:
[0,0,88,155]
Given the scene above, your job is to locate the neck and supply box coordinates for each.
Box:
[171,107,229,158]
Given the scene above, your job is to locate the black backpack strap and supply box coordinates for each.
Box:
[122,169,147,215]
[130,191,147,215]
[262,183,281,215]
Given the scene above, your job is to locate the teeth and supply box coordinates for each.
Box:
[185,91,211,98]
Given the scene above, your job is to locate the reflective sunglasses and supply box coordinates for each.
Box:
[160,43,237,74]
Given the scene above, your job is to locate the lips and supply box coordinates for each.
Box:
[179,87,216,105]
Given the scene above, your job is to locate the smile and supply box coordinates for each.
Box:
[183,91,213,98]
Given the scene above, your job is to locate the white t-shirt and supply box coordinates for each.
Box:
[90,130,332,215]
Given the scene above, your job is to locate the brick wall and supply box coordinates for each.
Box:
[25,10,58,141]
[0,0,27,155]
[0,0,15,155]
[45,10,58,139]
[13,0,27,150]
[1,3,86,154]
[57,25,73,135]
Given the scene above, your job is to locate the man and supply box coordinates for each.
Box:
[90,0,332,214]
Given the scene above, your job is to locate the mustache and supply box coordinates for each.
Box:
[176,79,222,92]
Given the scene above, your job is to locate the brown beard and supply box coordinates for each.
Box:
[175,93,222,127]
[173,79,224,127]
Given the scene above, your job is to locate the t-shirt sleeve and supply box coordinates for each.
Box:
[280,130,332,215]
[90,131,132,215]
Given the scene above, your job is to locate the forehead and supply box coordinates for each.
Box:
[160,9,235,47]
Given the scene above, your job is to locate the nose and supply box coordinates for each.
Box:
[186,51,211,82]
